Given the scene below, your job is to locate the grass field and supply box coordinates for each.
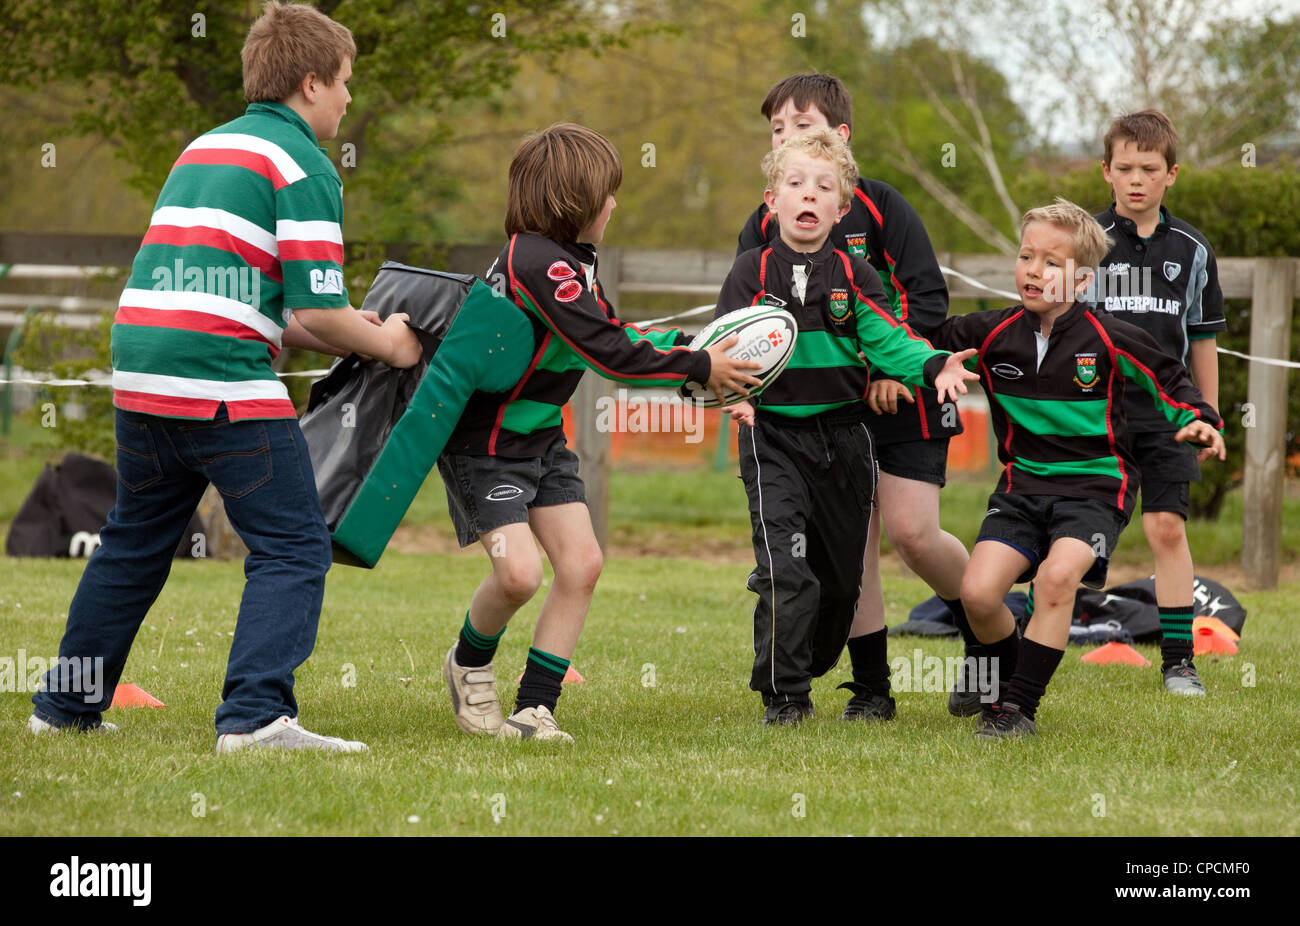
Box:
[3,551,1297,836]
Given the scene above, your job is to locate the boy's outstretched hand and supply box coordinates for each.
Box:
[726,400,756,426]
[933,349,980,404]
[1176,420,1226,462]
[704,335,764,400]
[867,379,914,415]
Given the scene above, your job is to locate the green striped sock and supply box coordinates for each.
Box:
[516,646,569,714]
[455,611,505,668]
[1159,605,1195,672]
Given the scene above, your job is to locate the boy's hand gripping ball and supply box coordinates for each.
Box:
[682,306,798,408]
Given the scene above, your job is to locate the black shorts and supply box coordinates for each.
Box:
[874,437,950,487]
[1129,429,1199,518]
[976,492,1129,589]
[437,434,586,547]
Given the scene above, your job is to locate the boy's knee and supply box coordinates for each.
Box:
[960,574,1002,622]
[1144,511,1188,552]
[556,545,603,595]
[1034,559,1081,607]
[495,559,544,606]
[884,514,930,563]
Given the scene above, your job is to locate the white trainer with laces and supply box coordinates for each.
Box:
[27,714,119,735]
[215,716,368,755]
[499,705,573,743]
[443,644,504,735]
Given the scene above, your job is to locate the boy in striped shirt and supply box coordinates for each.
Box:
[30,1,421,753]
[928,200,1225,739]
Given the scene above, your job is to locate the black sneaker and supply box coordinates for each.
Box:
[947,647,987,717]
[973,702,1036,740]
[762,700,814,726]
[836,682,897,721]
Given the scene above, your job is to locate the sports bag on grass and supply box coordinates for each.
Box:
[300,261,531,567]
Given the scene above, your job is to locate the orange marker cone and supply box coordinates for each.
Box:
[1193,626,1238,656]
[1080,642,1151,666]
[515,665,585,684]
[111,683,165,709]
[1193,616,1240,642]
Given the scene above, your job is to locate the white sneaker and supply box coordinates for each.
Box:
[216,716,368,755]
[27,713,118,735]
[444,645,504,735]
[498,705,573,743]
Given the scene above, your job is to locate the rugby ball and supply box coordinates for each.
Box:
[681,306,797,408]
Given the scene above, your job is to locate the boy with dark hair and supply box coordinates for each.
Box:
[736,73,979,720]
[30,1,423,753]
[1093,110,1225,695]
[929,199,1225,739]
[438,123,761,742]
[723,128,978,725]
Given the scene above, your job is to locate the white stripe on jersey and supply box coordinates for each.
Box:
[118,288,284,347]
[150,206,278,257]
[112,370,289,401]
[186,132,307,185]
[276,219,344,245]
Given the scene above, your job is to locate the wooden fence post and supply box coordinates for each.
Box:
[1241,257,1295,590]
[571,247,621,552]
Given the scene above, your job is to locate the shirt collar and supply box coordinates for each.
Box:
[246,102,322,148]
[1018,298,1091,335]
[1106,203,1170,240]
[770,234,836,265]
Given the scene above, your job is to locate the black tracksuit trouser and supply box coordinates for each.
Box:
[738,410,878,705]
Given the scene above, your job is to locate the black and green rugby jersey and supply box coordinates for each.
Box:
[444,233,711,458]
[930,300,1224,514]
[716,237,948,420]
[737,177,959,445]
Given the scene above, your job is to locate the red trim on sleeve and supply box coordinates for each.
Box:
[977,310,1024,492]
[1084,313,1129,510]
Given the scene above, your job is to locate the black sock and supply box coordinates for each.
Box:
[515,646,569,714]
[848,628,891,696]
[454,611,504,668]
[1001,638,1064,720]
[942,597,982,653]
[1158,605,1195,672]
[985,628,1020,683]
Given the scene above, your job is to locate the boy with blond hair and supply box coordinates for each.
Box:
[31,1,423,753]
[438,123,761,742]
[928,199,1225,739]
[1093,110,1225,695]
[737,73,978,719]
[722,128,978,725]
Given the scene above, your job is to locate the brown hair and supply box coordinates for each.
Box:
[762,128,858,208]
[1102,110,1178,168]
[242,1,356,104]
[760,74,853,137]
[504,123,622,241]
[1019,197,1114,274]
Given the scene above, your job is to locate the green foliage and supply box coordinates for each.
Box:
[1015,161,1300,519]
[9,310,115,461]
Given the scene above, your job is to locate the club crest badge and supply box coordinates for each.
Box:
[829,289,850,320]
[1073,352,1098,389]
[1163,261,1181,281]
[844,233,867,259]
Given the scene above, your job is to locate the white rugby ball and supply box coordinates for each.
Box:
[681,306,797,408]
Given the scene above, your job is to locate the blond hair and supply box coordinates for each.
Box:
[762,127,858,208]
[242,1,356,104]
[504,123,622,242]
[1020,197,1113,273]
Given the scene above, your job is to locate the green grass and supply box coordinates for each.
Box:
[2,553,1297,836]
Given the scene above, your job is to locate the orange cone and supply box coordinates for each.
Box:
[1080,642,1151,666]
[515,665,585,684]
[1193,616,1240,642]
[1193,626,1238,656]
[111,683,165,708]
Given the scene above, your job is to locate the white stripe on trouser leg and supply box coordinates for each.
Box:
[749,426,780,701]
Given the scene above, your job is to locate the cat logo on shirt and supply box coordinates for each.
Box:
[309,268,344,295]
[844,233,867,259]
[1073,353,1098,390]
[829,289,850,321]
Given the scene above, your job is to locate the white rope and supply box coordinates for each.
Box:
[0,369,332,386]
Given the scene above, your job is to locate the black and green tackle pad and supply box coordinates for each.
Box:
[300,261,531,567]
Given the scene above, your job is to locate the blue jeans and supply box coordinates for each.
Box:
[32,406,333,734]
